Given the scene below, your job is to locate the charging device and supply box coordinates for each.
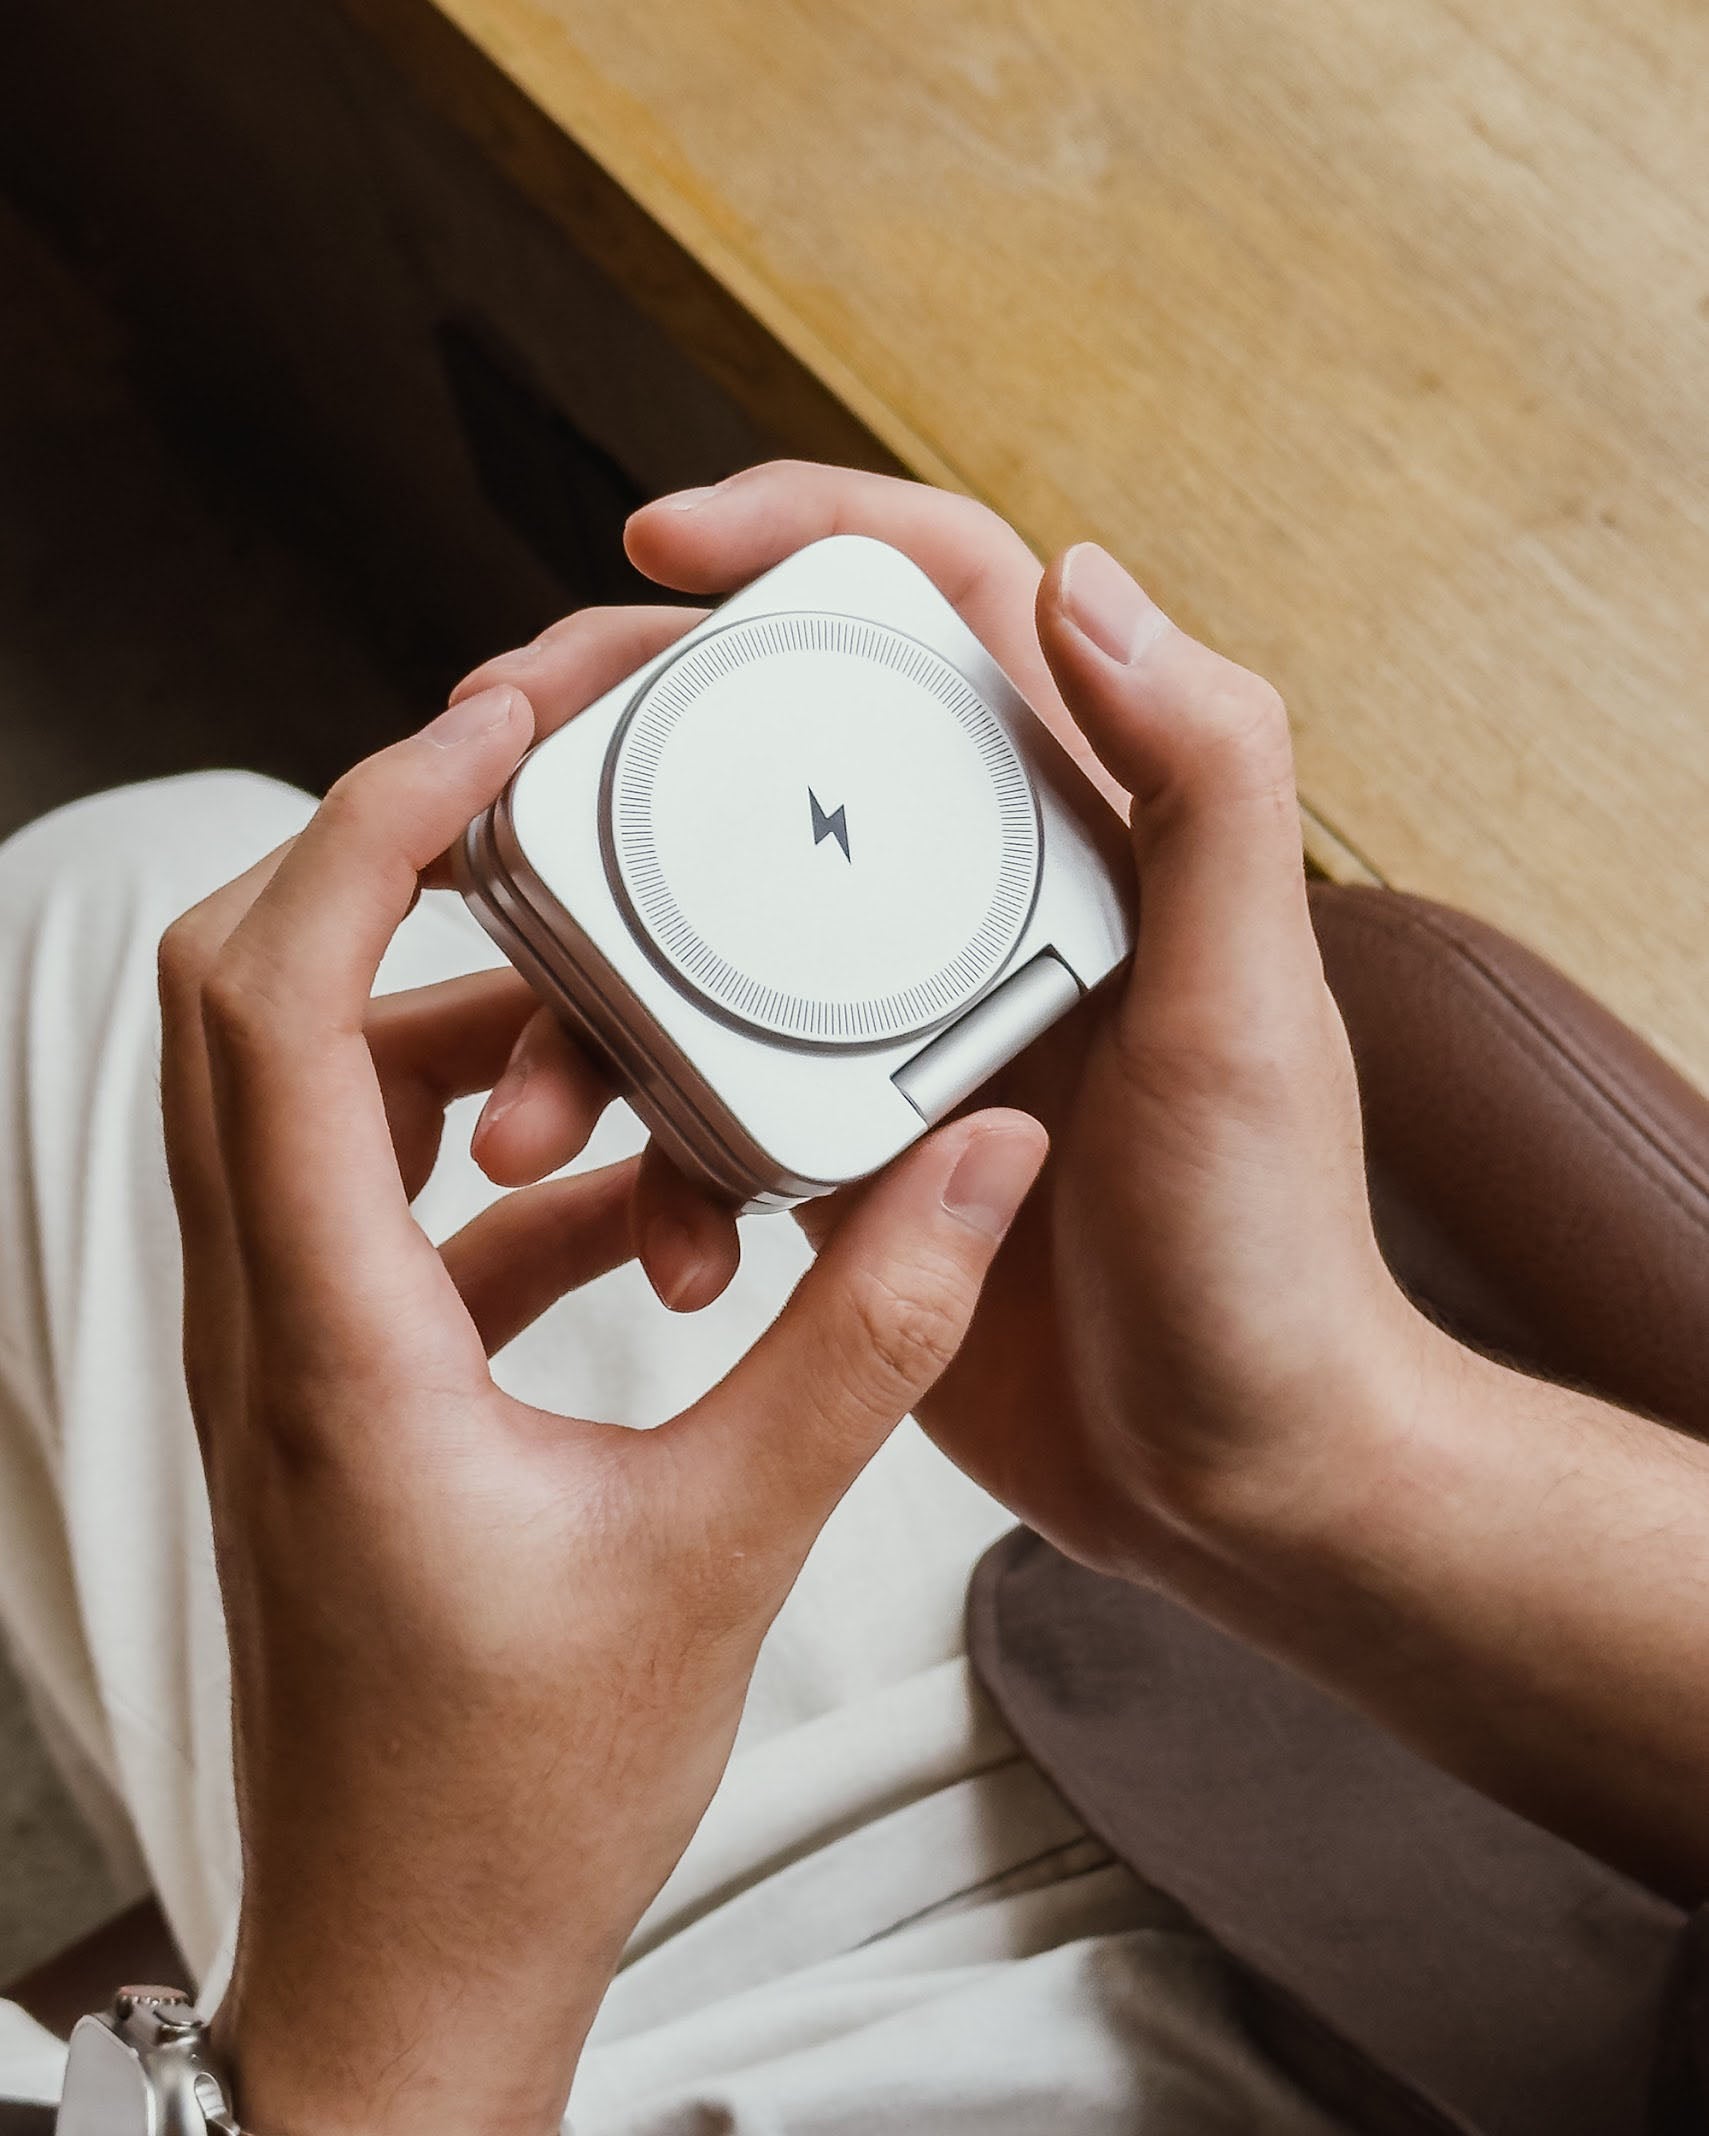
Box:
[457,535,1133,1207]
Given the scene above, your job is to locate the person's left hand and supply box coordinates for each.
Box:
[158,674,1044,2136]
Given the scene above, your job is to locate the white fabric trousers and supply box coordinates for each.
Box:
[0,773,1345,2131]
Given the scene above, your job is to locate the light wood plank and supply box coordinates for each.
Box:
[341,0,1709,1082]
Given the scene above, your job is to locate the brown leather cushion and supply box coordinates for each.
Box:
[1311,884,1709,1439]
[970,1535,1697,2136]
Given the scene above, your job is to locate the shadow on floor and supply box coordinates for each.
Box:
[0,189,433,1981]
[0,190,428,846]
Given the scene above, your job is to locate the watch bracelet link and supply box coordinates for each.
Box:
[54,1986,244,2134]
[54,1984,580,2132]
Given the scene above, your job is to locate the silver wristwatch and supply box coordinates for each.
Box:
[55,1987,243,2134]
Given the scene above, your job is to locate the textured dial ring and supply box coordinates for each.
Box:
[604,613,1041,1048]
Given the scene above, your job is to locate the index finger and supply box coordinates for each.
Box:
[198,686,534,1353]
[625,461,1122,806]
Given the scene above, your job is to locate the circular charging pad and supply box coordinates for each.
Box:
[604,613,1041,1047]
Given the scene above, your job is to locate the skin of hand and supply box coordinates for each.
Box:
[466,461,1709,1901]
[156,676,1045,2136]
[464,461,1409,1577]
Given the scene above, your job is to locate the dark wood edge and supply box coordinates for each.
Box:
[329,0,908,480]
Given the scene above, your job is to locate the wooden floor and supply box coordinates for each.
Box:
[350,0,1709,1089]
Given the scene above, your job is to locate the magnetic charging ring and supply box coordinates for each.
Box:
[604,613,1043,1048]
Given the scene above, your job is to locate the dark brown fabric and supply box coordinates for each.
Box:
[1310,885,1709,1438]
[970,1535,1691,2136]
[972,885,1709,2135]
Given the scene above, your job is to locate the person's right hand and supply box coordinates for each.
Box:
[466,466,1709,1900]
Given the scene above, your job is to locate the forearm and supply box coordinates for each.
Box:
[1162,1312,1709,1901]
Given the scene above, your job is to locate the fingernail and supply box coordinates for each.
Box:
[1059,544,1170,665]
[477,1039,534,1137]
[644,1213,697,1309]
[941,1127,1042,1240]
[422,684,520,749]
[662,485,717,513]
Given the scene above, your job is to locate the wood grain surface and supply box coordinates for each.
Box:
[338,0,1709,1084]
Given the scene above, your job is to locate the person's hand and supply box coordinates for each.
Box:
[460,462,1413,1585]
[156,676,1045,2136]
[457,464,1709,1904]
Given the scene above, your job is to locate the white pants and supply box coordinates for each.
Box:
[0,774,1345,2131]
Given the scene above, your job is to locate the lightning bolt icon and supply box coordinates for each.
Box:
[809,788,852,863]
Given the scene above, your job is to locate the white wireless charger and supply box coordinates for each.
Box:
[458,535,1134,1208]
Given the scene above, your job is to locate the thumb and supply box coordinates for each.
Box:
[665,1110,1047,1556]
[1035,543,1320,1037]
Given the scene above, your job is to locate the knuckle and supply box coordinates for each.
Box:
[928,494,1035,592]
[535,604,622,650]
[197,940,277,1054]
[1198,1027,1299,1121]
[1199,670,1294,781]
[1116,1001,1309,1130]
[314,764,381,838]
[839,1261,967,1408]
[945,490,1019,551]
[157,907,218,1004]
[747,456,815,486]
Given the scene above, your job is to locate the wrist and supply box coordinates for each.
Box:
[212,1927,609,2136]
[1128,1287,1467,1597]
[1127,1310,1709,1895]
